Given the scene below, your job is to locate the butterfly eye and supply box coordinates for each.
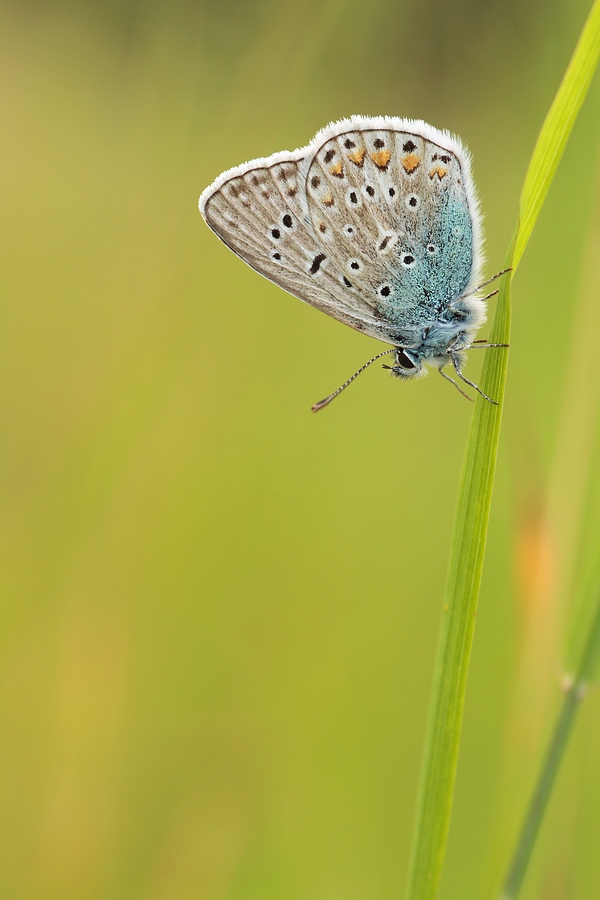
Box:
[397,350,416,370]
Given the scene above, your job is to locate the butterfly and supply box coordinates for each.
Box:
[199,116,509,410]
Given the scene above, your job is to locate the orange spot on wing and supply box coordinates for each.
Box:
[329,161,344,177]
[371,149,391,169]
[429,165,448,180]
[347,148,366,166]
[402,153,420,173]
[322,193,334,207]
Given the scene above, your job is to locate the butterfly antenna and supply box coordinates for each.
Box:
[311,349,395,412]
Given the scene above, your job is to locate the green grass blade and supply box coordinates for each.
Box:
[405,4,600,899]
[515,0,600,269]
[577,576,600,686]
[500,572,600,900]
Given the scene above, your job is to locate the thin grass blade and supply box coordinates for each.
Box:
[500,568,600,900]
[515,0,600,268]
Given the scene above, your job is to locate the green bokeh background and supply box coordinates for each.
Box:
[2,1,600,897]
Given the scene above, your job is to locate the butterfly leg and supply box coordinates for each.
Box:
[472,267,512,292]
[480,288,499,302]
[446,336,509,352]
[461,268,512,299]
[455,269,513,304]
[451,354,498,405]
[439,366,474,402]
[448,288,500,315]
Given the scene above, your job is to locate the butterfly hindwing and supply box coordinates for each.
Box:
[301,121,480,340]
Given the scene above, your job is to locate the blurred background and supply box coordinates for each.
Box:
[2,0,600,897]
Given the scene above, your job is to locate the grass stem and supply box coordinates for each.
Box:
[499,587,600,899]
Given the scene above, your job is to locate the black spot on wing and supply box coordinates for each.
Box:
[309,253,326,275]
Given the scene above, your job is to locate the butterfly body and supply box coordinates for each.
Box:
[200,116,499,402]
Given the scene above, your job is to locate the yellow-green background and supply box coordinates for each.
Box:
[2,1,600,897]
